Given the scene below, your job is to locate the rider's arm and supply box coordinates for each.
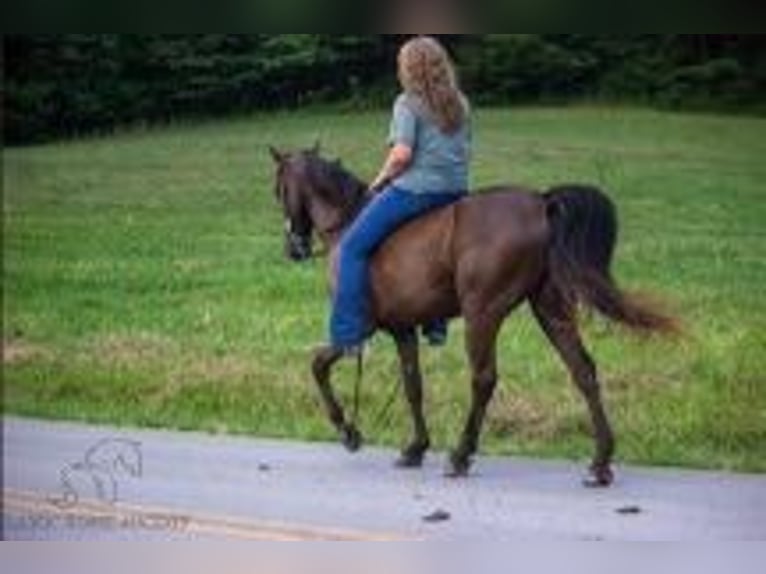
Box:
[368,143,412,193]
[369,95,417,194]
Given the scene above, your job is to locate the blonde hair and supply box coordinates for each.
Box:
[397,36,466,134]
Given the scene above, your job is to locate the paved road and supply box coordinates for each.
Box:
[3,416,765,540]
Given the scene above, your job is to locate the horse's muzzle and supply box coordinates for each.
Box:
[285,232,313,261]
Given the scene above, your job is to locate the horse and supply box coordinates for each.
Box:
[269,144,676,487]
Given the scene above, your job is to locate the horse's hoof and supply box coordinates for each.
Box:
[445,452,472,478]
[341,425,363,453]
[395,451,425,469]
[583,464,614,488]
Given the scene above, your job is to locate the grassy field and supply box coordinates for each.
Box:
[4,106,765,472]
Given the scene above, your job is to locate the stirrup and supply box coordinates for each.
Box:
[424,331,447,347]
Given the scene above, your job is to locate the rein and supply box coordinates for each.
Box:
[351,352,363,428]
[348,346,402,435]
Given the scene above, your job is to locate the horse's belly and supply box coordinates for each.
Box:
[369,269,458,327]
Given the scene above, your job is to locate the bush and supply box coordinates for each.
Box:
[458,35,599,103]
[5,35,765,144]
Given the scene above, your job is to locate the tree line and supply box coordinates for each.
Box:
[5,34,765,144]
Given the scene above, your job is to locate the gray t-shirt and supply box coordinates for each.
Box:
[387,93,471,194]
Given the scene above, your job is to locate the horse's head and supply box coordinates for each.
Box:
[269,144,367,262]
[270,145,316,261]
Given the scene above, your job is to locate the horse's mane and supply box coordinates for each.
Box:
[305,152,370,221]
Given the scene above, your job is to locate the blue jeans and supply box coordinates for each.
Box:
[331,186,464,347]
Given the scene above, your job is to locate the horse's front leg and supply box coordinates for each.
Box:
[447,314,502,477]
[312,345,363,452]
[392,330,430,468]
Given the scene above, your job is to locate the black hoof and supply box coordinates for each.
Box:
[583,464,614,488]
[341,425,363,453]
[395,451,425,469]
[445,452,472,478]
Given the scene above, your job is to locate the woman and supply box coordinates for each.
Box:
[331,36,471,355]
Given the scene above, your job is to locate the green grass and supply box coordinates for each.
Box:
[4,105,766,472]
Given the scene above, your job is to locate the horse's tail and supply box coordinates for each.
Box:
[543,184,678,335]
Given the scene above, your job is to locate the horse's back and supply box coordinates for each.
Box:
[369,187,549,328]
[377,186,548,266]
[453,187,549,248]
[379,186,546,251]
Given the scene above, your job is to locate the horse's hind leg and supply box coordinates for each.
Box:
[530,282,615,487]
[447,312,503,477]
[312,345,362,452]
[393,330,430,468]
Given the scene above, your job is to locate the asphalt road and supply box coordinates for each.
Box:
[3,416,765,540]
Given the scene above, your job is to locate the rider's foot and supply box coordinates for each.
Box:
[424,330,447,347]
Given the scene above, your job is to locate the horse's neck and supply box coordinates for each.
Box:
[309,162,370,255]
[320,175,369,247]
[320,227,344,252]
[319,208,359,251]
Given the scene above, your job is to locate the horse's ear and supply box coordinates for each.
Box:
[269,146,285,164]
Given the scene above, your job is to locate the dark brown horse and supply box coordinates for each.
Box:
[269,145,675,487]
